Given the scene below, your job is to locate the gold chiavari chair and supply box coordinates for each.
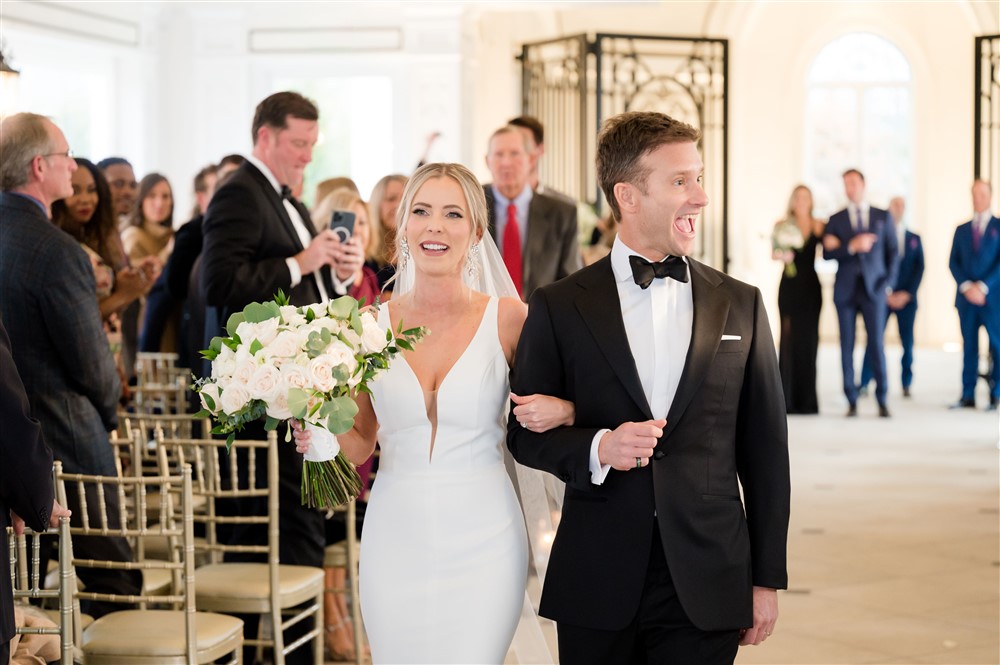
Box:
[157,432,325,665]
[8,516,76,665]
[322,500,365,664]
[55,460,244,664]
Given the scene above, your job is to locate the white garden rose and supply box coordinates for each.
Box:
[263,329,304,363]
[279,305,307,328]
[360,311,389,353]
[326,340,359,376]
[307,355,338,393]
[236,317,280,348]
[280,363,310,391]
[341,327,362,349]
[211,345,237,380]
[264,390,292,420]
[199,381,223,413]
[219,383,252,415]
[248,364,284,403]
[232,352,257,387]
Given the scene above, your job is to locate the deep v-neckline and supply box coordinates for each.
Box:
[387,297,493,396]
[385,298,493,462]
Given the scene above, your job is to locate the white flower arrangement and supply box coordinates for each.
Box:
[195,291,425,508]
[772,218,806,278]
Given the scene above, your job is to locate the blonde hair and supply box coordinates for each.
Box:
[368,173,407,266]
[395,163,488,265]
[312,188,376,257]
[786,184,814,218]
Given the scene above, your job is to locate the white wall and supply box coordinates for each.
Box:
[2,0,996,347]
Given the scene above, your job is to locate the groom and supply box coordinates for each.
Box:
[508,111,790,664]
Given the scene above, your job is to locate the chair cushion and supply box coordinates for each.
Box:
[142,567,173,596]
[83,609,242,663]
[324,541,347,568]
[194,563,324,613]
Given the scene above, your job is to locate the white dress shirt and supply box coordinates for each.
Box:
[849,202,871,232]
[245,155,331,303]
[589,236,694,484]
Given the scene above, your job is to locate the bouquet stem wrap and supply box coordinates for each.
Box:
[301,422,362,509]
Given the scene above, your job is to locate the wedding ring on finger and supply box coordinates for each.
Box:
[635,456,642,469]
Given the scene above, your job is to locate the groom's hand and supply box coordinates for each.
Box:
[598,419,666,471]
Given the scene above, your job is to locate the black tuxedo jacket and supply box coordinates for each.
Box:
[508,256,790,632]
[0,318,54,644]
[201,161,335,340]
[484,186,581,300]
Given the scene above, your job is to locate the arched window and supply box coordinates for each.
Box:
[803,33,913,219]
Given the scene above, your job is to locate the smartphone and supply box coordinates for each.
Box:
[329,210,356,243]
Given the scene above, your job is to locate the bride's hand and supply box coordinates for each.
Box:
[291,420,311,454]
[510,393,575,432]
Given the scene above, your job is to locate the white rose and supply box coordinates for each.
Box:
[264,329,304,362]
[265,390,292,420]
[280,363,311,391]
[236,317,280,348]
[307,355,338,393]
[219,384,251,415]
[232,353,256,387]
[198,382,223,413]
[360,312,389,353]
[341,327,362,349]
[248,364,284,403]
[279,305,306,328]
[211,345,237,380]
[326,340,359,376]
[312,317,345,336]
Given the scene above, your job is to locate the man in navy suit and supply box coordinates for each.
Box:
[860,196,923,397]
[948,179,1000,411]
[823,169,899,417]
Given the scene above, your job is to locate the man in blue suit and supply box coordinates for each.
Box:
[948,179,1000,411]
[823,169,899,417]
[860,197,924,397]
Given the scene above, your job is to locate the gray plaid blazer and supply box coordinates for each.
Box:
[0,192,120,475]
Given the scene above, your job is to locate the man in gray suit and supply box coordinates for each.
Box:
[0,112,140,616]
[484,125,581,300]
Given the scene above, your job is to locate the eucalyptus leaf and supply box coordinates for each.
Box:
[243,301,281,323]
[288,388,310,419]
[324,395,360,435]
[225,312,246,336]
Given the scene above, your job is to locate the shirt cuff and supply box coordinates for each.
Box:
[978,281,989,295]
[589,429,612,485]
[286,258,302,288]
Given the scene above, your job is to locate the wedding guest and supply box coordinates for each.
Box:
[96,156,138,230]
[0,113,141,617]
[861,196,924,398]
[773,185,824,414]
[122,173,179,354]
[368,173,407,291]
[314,176,360,206]
[217,153,245,178]
[484,124,581,300]
[823,169,899,417]
[165,164,217,369]
[949,179,1000,410]
[0,317,72,665]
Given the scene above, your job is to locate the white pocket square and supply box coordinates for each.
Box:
[720,334,742,341]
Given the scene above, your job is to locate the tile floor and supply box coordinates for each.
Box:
[332,344,1000,665]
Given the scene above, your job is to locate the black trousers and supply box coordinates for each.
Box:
[557,522,740,665]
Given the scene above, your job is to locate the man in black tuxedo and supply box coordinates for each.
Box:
[508,111,789,664]
[0,318,72,664]
[201,92,363,663]
[483,125,580,301]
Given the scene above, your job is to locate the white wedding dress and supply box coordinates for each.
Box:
[362,296,529,664]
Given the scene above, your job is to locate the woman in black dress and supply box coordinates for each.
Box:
[773,185,825,414]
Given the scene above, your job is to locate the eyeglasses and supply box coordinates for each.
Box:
[41,149,74,159]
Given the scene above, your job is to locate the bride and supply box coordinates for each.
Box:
[295,162,572,663]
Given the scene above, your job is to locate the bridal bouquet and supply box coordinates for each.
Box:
[772,218,805,277]
[194,292,425,509]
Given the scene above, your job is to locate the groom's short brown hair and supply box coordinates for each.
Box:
[597,111,700,222]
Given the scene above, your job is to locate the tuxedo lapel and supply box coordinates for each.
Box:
[575,258,652,419]
[663,260,728,438]
[244,163,306,252]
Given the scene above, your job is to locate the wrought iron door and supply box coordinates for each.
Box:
[521,33,729,270]
[975,35,1000,211]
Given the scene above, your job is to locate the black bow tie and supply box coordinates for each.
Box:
[629,254,688,289]
[280,185,293,201]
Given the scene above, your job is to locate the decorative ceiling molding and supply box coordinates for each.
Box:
[1,0,140,47]
[248,27,403,53]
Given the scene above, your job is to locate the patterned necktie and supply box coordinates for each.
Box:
[503,203,523,296]
[628,255,688,289]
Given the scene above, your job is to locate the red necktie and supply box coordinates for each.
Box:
[503,203,523,296]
